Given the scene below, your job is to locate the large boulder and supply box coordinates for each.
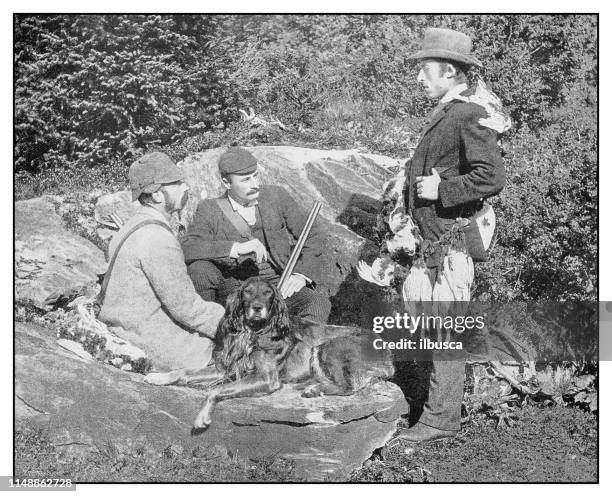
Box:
[15,197,106,310]
[92,190,138,241]
[94,146,399,324]
[13,147,409,481]
[181,146,399,320]
[177,146,399,225]
[16,322,408,481]
[94,146,398,231]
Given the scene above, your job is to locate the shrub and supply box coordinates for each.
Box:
[14,15,241,174]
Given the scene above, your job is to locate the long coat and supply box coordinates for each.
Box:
[99,206,225,371]
[405,90,506,267]
[182,185,327,283]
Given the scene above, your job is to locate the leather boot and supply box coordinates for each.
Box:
[389,421,458,443]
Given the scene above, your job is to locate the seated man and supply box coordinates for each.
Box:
[182,147,331,323]
[99,152,225,371]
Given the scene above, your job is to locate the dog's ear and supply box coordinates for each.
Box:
[225,285,243,322]
[216,284,243,346]
[270,283,291,337]
[215,281,254,378]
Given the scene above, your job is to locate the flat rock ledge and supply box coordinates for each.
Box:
[16,322,408,481]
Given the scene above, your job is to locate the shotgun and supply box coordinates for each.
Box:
[278,201,322,294]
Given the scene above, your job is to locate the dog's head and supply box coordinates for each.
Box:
[240,277,277,324]
[214,277,295,377]
[215,277,292,374]
[221,277,290,332]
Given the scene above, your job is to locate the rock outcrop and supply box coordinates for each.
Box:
[94,146,397,233]
[16,322,408,481]
[177,146,397,225]
[15,197,106,310]
[178,146,394,300]
[15,146,408,481]
[93,146,396,323]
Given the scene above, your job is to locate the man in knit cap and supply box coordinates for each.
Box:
[182,147,331,323]
[99,152,225,372]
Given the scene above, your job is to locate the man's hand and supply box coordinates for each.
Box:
[235,239,268,263]
[281,274,307,299]
[356,260,393,287]
[416,168,441,200]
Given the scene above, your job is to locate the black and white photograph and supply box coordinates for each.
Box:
[10,10,602,485]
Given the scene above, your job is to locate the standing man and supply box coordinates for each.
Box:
[182,147,331,323]
[99,152,225,371]
[395,28,506,442]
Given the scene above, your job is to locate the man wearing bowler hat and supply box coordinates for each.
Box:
[99,152,225,372]
[182,147,331,323]
[393,28,506,442]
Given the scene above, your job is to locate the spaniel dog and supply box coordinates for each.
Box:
[192,277,395,430]
[145,276,396,430]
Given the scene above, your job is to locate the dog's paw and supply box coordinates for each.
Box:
[144,372,174,385]
[193,411,212,431]
[301,385,324,398]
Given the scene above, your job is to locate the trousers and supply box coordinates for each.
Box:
[402,252,472,432]
[415,348,466,432]
[187,260,332,324]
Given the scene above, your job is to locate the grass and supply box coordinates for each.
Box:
[350,404,598,483]
[14,160,128,202]
[14,426,299,482]
[14,403,596,483]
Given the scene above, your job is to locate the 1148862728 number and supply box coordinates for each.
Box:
[9,478,73,488]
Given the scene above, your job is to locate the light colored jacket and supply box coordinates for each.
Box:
[99,206,224,371]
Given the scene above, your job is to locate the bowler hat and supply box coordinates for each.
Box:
[129,152,184,201]
[218,147,258,176]
[408,28,482,68]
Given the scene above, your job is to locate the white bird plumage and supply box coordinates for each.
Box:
[454,78,512,134]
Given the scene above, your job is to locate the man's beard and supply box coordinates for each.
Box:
[178,190,189,210]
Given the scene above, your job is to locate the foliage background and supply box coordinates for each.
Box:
[14,14,598,302]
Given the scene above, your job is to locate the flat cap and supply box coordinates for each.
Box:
[129,152,184,201]
[218,147,258,176]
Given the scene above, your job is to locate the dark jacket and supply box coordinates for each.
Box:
[405,91,505,265]
[182,185,326,283]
